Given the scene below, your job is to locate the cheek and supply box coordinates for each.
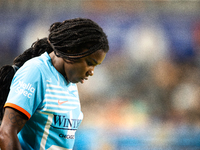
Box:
[66,63,87,77]
[63,64,73,78]
[75,65,87,75]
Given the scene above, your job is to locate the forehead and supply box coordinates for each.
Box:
[86,49,106,64]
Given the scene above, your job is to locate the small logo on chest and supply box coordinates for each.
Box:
[58,100,68,105]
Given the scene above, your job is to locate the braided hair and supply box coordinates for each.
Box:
[48,18,109,60]
[0,18,109,120]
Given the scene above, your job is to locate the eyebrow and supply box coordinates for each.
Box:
[90,58,100,65]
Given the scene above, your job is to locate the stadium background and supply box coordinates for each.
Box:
[1,1,200,149]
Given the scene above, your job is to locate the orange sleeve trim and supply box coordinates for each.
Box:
[4,103,31,119]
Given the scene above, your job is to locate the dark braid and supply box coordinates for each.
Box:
[0,18,109,120]
[48,18,109,61]
[0,38,53,120]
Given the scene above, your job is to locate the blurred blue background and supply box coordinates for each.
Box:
[1,1,200,149]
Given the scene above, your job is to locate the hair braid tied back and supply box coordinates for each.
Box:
[0,18,109,120]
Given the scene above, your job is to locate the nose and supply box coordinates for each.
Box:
[89,70,94,76]
[87,69,94,77]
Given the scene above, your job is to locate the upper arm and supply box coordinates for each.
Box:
[0,107,28,149]
[1,107,28,134]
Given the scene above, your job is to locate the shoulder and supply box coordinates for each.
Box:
[13,54,49,82]
[19,52,50,74]
[25,54,47,68]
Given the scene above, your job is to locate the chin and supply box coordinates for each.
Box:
[70,79,79,83]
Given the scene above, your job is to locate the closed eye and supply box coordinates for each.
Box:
[87,61,94,66]
[87,58,99,66]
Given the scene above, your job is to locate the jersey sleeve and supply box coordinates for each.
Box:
[4,64,44,119]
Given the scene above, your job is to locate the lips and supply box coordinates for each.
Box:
[80,77,88,83]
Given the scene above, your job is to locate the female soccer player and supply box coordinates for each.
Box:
[0,18,109,150]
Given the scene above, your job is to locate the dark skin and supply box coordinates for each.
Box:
[50,49,106,84]
[0,108,27,149]
[0,49,106,150]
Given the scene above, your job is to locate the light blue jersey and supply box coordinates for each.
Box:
[5,52,83,150]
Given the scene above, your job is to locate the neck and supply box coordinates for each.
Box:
[49,51,65,76]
